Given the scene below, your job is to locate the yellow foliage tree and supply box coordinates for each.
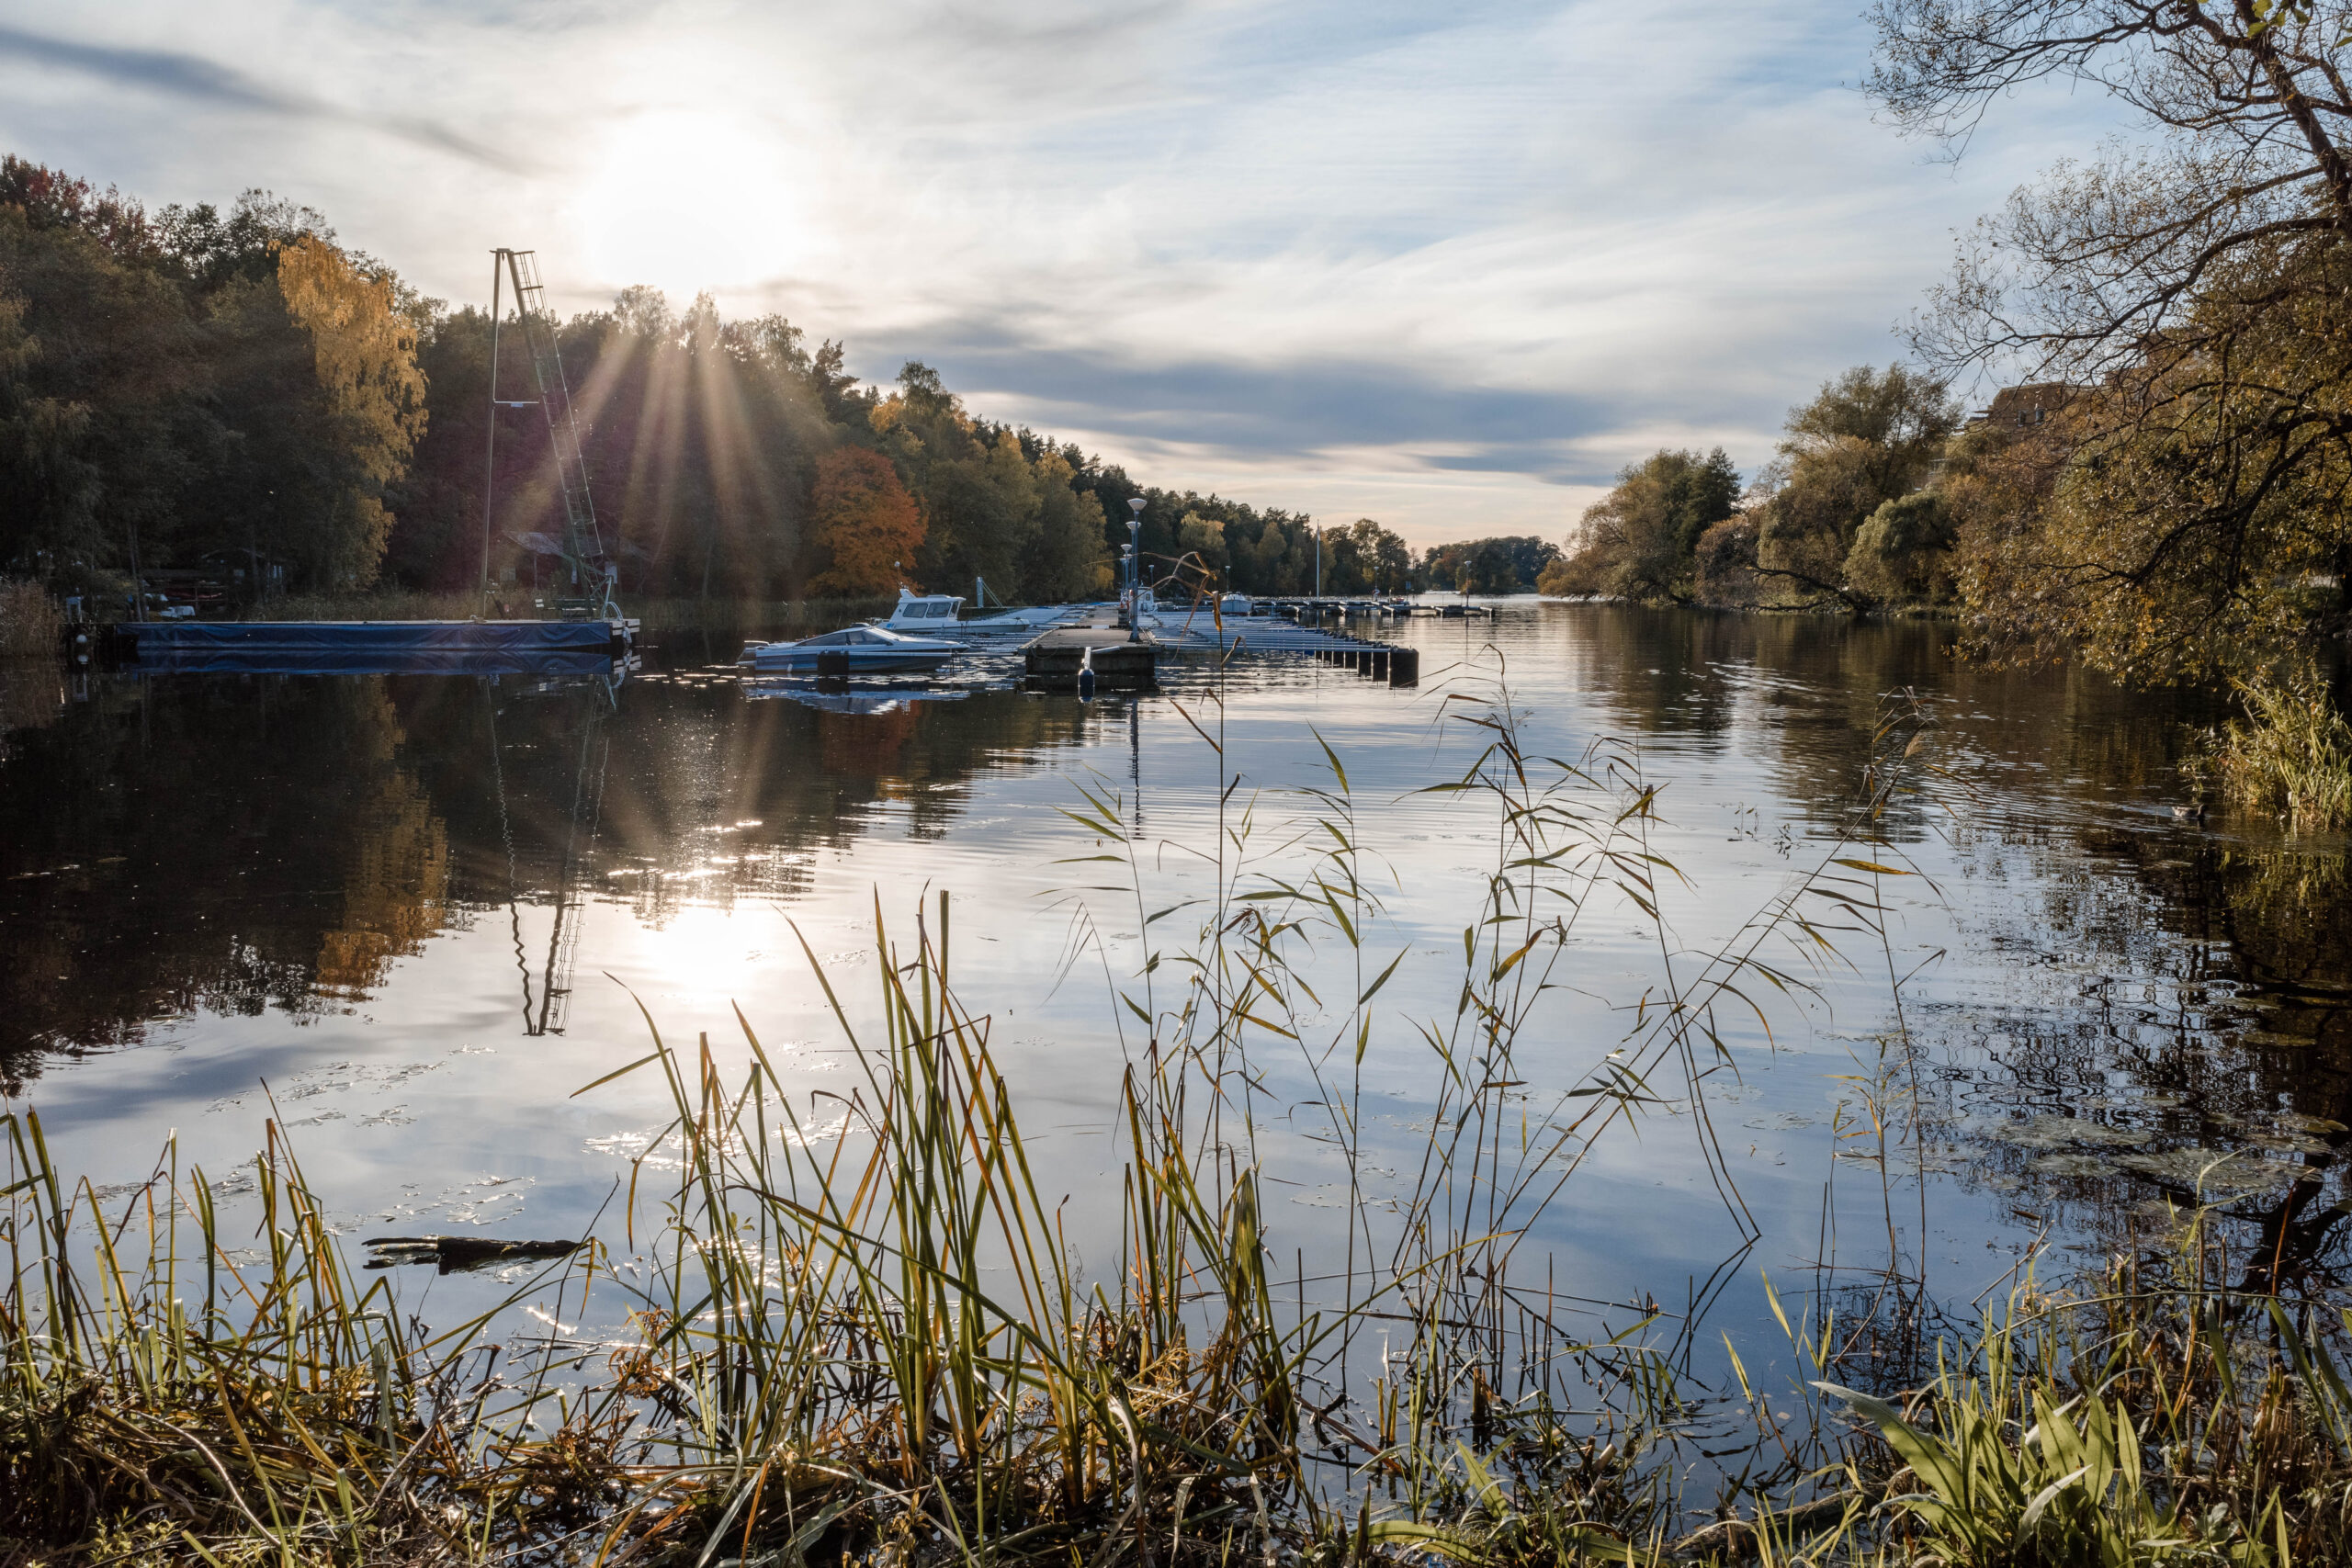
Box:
[276,236,426,587]
[808,446,925,597]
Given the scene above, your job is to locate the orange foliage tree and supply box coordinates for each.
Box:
[808,446,924,596]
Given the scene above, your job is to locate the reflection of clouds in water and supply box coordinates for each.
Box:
[365,1174,534,1230]
[583,1113,851,1172]
[12,608,2350,1375]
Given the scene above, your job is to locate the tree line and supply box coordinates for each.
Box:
[0,156,1446,607]
[1555,0,2352,680]
[1539,362,1965,613]
[1547,2,2352,824]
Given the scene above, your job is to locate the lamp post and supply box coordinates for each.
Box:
[1126,497,1146,644]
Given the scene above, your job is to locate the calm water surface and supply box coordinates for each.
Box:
[4,604,2348,1385]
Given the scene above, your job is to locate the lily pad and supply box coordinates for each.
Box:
[2116,1148,2308,1195]
[1991,1114,2154,1150]
[2276,1112,2346,1135]
[2029,1152,2120,1179]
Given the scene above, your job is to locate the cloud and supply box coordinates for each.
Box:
[0,0,2123,544]
[0,21,508,167]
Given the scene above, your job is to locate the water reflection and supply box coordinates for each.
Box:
[0,606,2346,1319]
[0,662,1111,1076]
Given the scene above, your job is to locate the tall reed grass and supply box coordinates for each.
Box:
[5,668,2349,1565]
[2197,661,2352,832]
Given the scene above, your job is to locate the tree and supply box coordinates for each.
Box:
[1336,518,1412,592]
[1753,367,1959,606]
[1175,511,1227,579]
[1692,513,1762,606]
[807,446,923,596]
[1870,0,2352,672]
[275,237,426,588]
[1845,491,1956,604]
[0,174,215,587]
[1420,536,1562,593]
[1564,447,1740,603]
[1023,449,1114,602]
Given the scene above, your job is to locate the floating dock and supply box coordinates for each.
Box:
[1023,620,1418,687]
[85,617,636,674]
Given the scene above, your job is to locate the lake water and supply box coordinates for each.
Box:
[4,603,2346,1404]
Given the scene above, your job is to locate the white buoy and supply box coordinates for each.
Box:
[1078,643,1097,701]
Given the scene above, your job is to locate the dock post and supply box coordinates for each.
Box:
[1388,648,1419,686]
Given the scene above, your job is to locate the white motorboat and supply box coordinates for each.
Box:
[880,586,1079,637]
[739,624,965,675]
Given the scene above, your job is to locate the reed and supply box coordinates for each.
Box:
[2196,661,2352,832]
[4,671,2348,1565]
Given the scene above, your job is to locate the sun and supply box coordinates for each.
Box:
[570,108,808,299]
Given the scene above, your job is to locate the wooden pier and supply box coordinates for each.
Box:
[1023,621,1419,687]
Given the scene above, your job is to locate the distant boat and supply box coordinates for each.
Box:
[1218,592,1253,616]
[739,624,965,674]
[879,587,1077,637]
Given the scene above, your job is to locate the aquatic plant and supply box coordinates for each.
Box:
[2194,661,2352,833]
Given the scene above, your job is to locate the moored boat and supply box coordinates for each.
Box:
[880,587,1079,637]
[739,624,966,674]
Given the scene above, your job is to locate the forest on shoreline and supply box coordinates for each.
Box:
[0,157,1569,611]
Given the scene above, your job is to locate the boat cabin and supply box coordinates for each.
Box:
[882,591,965,629]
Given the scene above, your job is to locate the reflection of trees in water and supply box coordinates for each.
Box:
[0,677,454,1083]
[0,674,1098,1072]
[1537,605,2217,849]
[1523,605,2347,1300]
[1925,807,2351,1288]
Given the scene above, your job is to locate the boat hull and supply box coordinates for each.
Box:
[746,647,958,675]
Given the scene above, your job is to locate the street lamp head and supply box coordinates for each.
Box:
[1127,497,1147,517]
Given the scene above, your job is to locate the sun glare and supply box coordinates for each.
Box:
[571,109,808,299]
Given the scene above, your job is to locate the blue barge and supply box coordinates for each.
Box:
[92,617,636,673]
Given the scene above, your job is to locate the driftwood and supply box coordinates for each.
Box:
[364,1235,584,1274]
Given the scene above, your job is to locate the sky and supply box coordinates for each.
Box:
[0,1,2113,547]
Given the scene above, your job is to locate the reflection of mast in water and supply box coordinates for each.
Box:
[483,682,534,1032]
[535,699,612,1035]
[1129,696,1143,840]
[483,675,616,1036]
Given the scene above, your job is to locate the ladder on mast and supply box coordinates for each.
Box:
[481,248,615,617]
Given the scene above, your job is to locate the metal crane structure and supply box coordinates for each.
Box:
[480,248,616,620]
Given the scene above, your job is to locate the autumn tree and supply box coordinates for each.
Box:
[1752,366,1959,606]
[1871,0,2352,674]
[275,237,426,587]
[807,446,923,596]
[1559,447,1741,604]
[1023,449,1114,602]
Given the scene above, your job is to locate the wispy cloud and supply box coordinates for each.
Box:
[0,21,510,168]
[0,0,2115,543]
